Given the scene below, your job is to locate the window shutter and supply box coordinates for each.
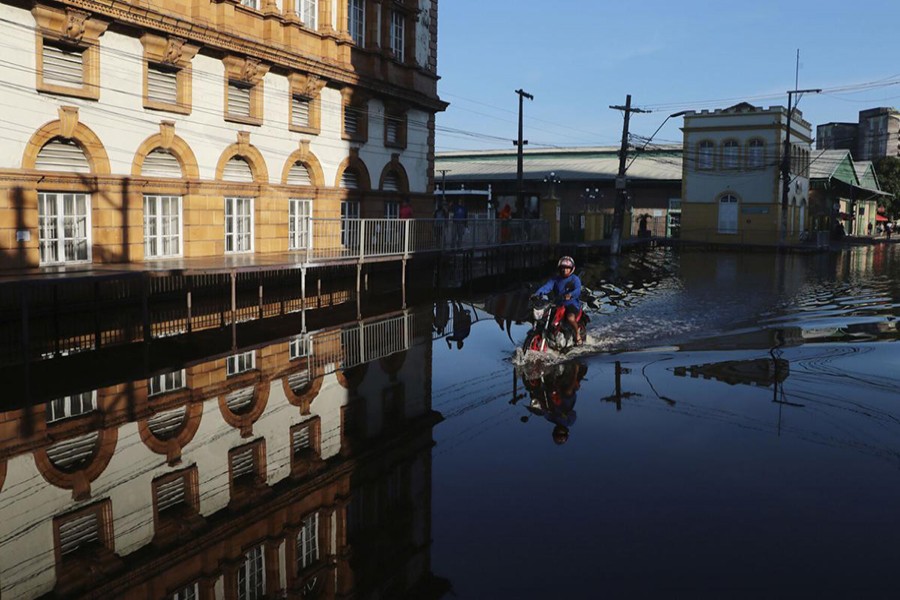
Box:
[382,172,400,192]
[292,425,312,453]
[142,149,182,178]
[35,139,90,173]
[344,108,359,135]
[46,432,99,470]
[228,82,252,117]
[340,170,359,190]
[287,162,312,186]
[58,512,99,555]
[43,43,84,87]
[223,157,254,183]
[232,447,255,478]
[148,406,186,439]
[156,477,186,512]
[385,119,400,145]
[226,386,255,413]
[287,370,311,394]
[292,95,311,128]
[148,65,178,104]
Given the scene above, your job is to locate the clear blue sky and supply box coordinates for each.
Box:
[435,0,900,152]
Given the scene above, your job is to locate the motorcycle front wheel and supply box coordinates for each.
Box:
[523,332,545,352]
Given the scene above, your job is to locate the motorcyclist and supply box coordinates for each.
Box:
[533,256,584,345]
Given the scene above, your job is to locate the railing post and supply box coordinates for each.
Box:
[404,219,411,257]
[358,218,365,261]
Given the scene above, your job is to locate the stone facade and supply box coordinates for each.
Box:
[0,0,446,269]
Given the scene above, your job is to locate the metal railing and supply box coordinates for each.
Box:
[304,218,549,262]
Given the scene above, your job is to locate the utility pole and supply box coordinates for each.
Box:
[515,89,534,216]
[609,95,650,255]
[779,87,820,246]
[437,169,450,207]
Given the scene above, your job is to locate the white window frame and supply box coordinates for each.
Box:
[144,194,183,259]
[46,391,97,423]
[289,199,313,251]
[238,544,266,600]
[390,10,405,62]
[718,194,739,234]
[225,197,254,254]
[38,192,91,265]
[148,369,187,396]
[341,200,360,247]
[297,512,319,570]
[239,0,259,9]
[748,139,765,169]
[227,351,257,376]
[384,201,399,219]
[297,0,318,29]
[289,334,311,360]
[348,0,365,46]
[172,582,199,600]
[697,141,714,170]
[722,140,740,169]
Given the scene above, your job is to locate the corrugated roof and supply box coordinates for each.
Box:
[809,149,854,181]
[435,147,682,182]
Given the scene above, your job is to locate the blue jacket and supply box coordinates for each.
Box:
[536,273,582,308]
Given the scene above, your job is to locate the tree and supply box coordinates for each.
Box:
[874,157,900,217]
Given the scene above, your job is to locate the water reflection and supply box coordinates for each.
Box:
[0,307,448,599]
[513,361,588,445]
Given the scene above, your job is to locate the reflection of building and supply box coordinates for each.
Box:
[0,309,447,599]
[434,147,683,243]
[0,0,445,270]
[680,103,811,245]
[674,358,788,388]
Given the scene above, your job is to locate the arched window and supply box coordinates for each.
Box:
[718,195,739,234]
[722,140,740,169]
[698,140,714,170]
[340,168,360,190]
[222,157,254,183]
[287,162,312,186]
[382,171,401,192]
[748,139,765,169]
[36,138,90,173]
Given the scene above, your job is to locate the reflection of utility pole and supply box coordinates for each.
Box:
[601,361,639,410]
[610,95,650,255]
[515,89,534,215]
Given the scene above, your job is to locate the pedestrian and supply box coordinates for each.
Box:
[451,199,468,248]
[867,222,873,237]
[433,201,448,247]
[399,198,413,219]
[499,203,512,243]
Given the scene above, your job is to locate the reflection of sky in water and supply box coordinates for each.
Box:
[431,247,900,596]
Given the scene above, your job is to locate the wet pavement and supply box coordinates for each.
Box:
[1,246,900,597]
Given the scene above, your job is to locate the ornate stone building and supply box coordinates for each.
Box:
[0,0,445,269]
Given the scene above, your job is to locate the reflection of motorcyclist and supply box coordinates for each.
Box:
[522,361,588,445]
[533,256,583,345]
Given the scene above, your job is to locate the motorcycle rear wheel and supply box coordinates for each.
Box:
[523,332,545,352]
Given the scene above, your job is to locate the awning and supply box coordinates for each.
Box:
[876,214,889,222]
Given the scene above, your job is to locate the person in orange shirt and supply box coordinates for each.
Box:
[499,203,512,242]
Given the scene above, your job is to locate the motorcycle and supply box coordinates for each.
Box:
[522,292,590,353]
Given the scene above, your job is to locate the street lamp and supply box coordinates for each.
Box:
[625,110,690,172]
[543,172,561,199]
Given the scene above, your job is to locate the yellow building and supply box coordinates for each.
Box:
[679,103,812,246]
[0,0,445,270]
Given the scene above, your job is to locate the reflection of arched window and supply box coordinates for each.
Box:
[698,140,714,170]
[47,432,99,472]
[147,406,187,440]
[718,194,739,234]
[226,386,256,414]
[748,139,765,169]
[722,139,739,169]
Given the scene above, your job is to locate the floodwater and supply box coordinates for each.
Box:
[1,246,899,598]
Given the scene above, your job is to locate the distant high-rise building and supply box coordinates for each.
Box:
[816,107,900,161]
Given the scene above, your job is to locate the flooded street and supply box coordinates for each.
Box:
[430,246,900,596]
[2,246,900,597]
